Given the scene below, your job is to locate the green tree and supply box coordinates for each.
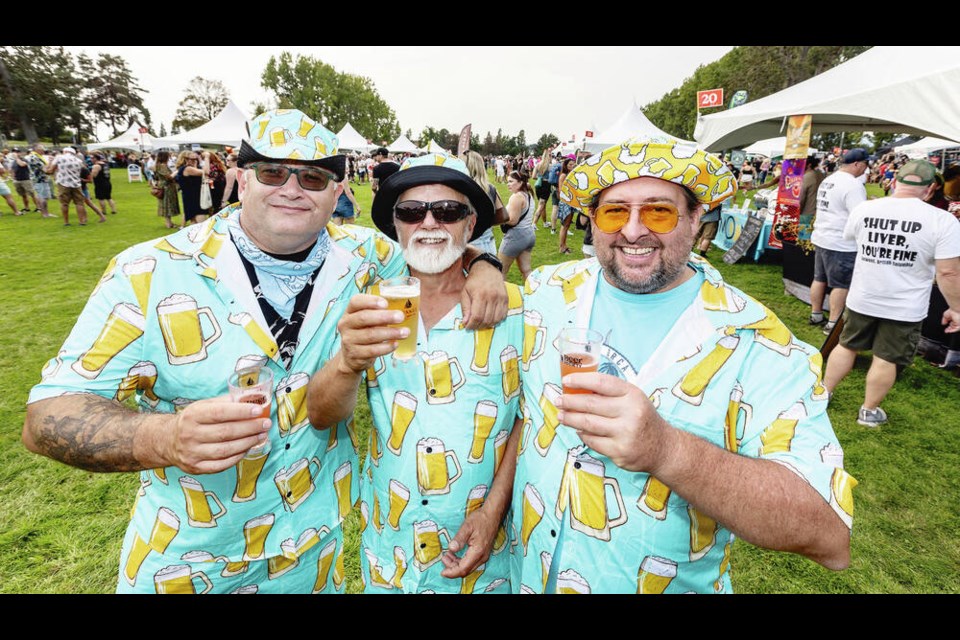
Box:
[173,77,230,131]
[260,52,400,144]
[534,133,560,156]
[158,122,167,138]
[79,52,150,138]
[0,46,87,144]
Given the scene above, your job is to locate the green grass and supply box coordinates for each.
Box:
[2,172,959,593]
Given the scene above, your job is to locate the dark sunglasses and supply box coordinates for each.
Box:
[248,162,335,191]
[393,200,472,224]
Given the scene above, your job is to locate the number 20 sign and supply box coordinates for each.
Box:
[697,88,724,109]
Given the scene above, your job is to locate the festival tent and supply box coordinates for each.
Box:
[694,46,960,151]
[387,134,420,154]
[897,136,960,158]
[88,124,156,152]
[335,122,375,152]
[741,136,820,159]
[150,100,250,149]
[426,139,451,154]
[585,101,693,153]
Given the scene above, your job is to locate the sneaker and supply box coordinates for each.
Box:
[822,320,836,335]
[809,313,825,325]
[857,406,887,427]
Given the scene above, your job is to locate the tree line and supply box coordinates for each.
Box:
[0,46,150,145]
[2,46,904,155]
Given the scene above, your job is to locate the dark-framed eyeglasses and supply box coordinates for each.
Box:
[393,200,472,224]
[247,162,335,191]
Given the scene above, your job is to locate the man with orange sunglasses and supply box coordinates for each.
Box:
[508,138,855,593]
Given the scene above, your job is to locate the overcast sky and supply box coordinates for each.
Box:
[63,46,733,143]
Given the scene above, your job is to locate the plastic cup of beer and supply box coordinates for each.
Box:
[229,365,274,455]
[558,328,604,395]
[379,276,420,362]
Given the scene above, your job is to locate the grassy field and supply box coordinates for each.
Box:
[2,172,958,594]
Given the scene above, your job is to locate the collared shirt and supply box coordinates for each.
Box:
[509,256,855,594]
[53,153,83,188]
[28,210,406,578]
[351,281,524,593]
[26,152,48,184]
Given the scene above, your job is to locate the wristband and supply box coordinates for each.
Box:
[468,252,503,273]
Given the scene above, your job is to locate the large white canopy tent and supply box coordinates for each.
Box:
[151,100,250,149]
[897,136,960,158]
[694,46,960,151]
[335,122,375,152]
[741,136,820,159]
[88,124,156,152]
[585,102,693,153]
[387,134,420,154]
[426,139,451,154]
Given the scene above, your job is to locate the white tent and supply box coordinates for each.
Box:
[388,134,420,154]
[426,139,451,154]
[335,122,374,152]
[585,102,693,153]
[151,100,250,149]
[88,124,156,152]
[695,46,960,151]
[742,136,820,159]
[897,136,960,158]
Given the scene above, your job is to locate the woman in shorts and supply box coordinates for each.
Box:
[330,180,361,225]
[556,157,576,254]
[498,171,536,282]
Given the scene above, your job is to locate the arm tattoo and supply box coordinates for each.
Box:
[34,394,151,473]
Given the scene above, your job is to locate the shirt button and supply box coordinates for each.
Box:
[286,491,292,497]
[421,499,428,506]
[550,530,557,537]
[285,443,290,450]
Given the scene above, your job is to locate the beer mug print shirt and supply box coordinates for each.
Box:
[28,208,407,592]
[509,255,856,594]
[346,281,524,593]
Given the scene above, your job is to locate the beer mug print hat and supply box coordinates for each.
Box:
[371,152,495,242]
[237,108,346,181]
[559,136,738,211]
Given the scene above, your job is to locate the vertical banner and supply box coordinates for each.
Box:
[729,90,748,109]
[768,115,812,249]
[457,124,472,157]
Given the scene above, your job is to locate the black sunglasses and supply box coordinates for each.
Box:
[248,162,335,191]
[394,200,472,224]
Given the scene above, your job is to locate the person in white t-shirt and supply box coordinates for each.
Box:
[824,159,960,427]
[809,148,869,334]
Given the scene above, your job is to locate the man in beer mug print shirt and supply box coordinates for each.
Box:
[308,153,522,593]
[22,110,506,594]
[509,137,856,594]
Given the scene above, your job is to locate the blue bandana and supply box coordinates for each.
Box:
[226,208,330,319]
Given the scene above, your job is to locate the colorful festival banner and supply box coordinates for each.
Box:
[457,124,472,157]
[768,115,812,249]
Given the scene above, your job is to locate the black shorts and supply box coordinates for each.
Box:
[94,182,112,200]
[535,180,552,200]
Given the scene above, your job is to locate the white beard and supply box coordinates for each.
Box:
[402,227,470,274]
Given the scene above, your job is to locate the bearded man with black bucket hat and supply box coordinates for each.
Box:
[308,153,521,593]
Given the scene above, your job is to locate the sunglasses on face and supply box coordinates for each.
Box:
[248,163,335,191]
[393,200,471,224]
[591,202,682,234]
